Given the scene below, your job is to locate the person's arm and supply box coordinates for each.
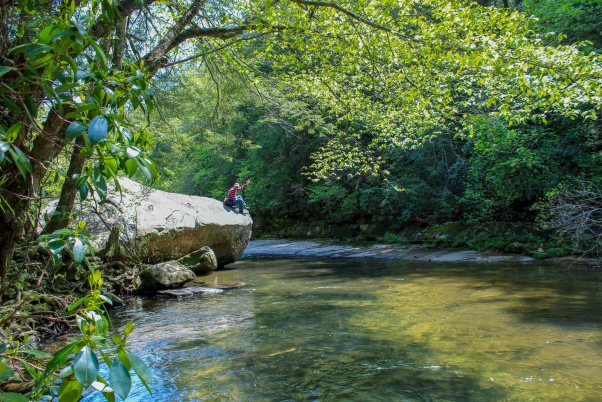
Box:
[239,179,250,191]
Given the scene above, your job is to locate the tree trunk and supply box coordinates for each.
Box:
[0,164,30,287]
[0,108,68,281]
[43,138,86,234]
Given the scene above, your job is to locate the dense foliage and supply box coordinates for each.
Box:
[144,0,601,256]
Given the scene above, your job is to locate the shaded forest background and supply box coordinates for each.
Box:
[134,0,601,257]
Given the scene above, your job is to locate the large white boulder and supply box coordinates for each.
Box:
[72,178,253,266]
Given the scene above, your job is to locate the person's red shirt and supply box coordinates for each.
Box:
[227,182,247,200]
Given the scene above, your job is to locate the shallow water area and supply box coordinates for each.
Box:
[84,257,602,401]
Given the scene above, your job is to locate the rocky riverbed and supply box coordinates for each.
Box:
[244,239,537,263]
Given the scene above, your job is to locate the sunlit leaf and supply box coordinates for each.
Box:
[57,378,83,402]
[73,238,85,264]
[0,392,30,402]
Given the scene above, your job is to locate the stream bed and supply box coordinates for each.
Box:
[85,256,602,401]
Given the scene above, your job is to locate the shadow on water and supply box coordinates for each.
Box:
[236,287,509,401]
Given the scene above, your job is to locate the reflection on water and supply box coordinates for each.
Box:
[83,258,602,401]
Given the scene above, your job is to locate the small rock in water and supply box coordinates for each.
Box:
[177,246,218,274]
[139,261,196,291]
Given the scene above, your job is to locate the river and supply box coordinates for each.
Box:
[84,252,602,401]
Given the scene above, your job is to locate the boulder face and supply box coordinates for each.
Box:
[139,261,196,291]
[64,178,253,266]
[177,246,218,274]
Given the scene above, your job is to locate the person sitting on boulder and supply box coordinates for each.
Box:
[224,180,250,213]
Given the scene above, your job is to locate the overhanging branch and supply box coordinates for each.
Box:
[290,0,412,40]
[164,33,269,67]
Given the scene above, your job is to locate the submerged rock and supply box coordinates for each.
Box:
[177,246,218,274]
[157,286,224,298]
[48,177,253,266]
[139,261,196,291]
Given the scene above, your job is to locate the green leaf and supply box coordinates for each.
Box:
[57,379,83,402]
[0,361,16,381]
[38,25,62,44]
[124,159,137,177]
[124,322,135,337]
[79,184,89,201]
[0,66,12,78]
[118,350,131,370]
[5,123,21,141]
[45,342,77,375]
[47,239,65,255]
[88,116,109,145]
[93,377,115,402]
[67,296,87,312]
[0,140,9,153]
[91,380,114,401]
[7,147,32,180]
[90,41,108,67]
[21,361,40,381]
[94,171,107,198]
[66,121,86,141]
[58,365,73,379]
[108,360,131,400]
[75,70,90,81]
[73,238,85,264]
[10,43,52,59]
[125,146,141,158]
[99,294,113,306]
[137,158,158,182]
[126,351,152,394]
[21,348,52,359]
[103,156,118,177]
[73,346,99,388]
[0,392,30,402]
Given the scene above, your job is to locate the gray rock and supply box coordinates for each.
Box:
[177,246,218,274]
[139,261,196,291]
[244,240,536,263]
[47,177,252,266]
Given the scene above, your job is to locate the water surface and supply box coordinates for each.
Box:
[87,257,602,401]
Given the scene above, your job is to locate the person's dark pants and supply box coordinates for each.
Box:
[225,199,244,213]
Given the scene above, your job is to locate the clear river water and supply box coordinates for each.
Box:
[84,256,602,401]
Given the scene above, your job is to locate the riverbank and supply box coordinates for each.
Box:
[254,221,581,258]
[244,239,601,266]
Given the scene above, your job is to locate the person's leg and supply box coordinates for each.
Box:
[235,198,244,213]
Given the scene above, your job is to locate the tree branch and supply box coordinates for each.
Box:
[142,0,205,73]
[289,0,412,40]
[91,0,157,38]
[164,33,268,67]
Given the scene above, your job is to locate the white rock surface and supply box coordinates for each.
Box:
[65,178,253,266]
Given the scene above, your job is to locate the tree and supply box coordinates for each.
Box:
[1,0,601,280]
